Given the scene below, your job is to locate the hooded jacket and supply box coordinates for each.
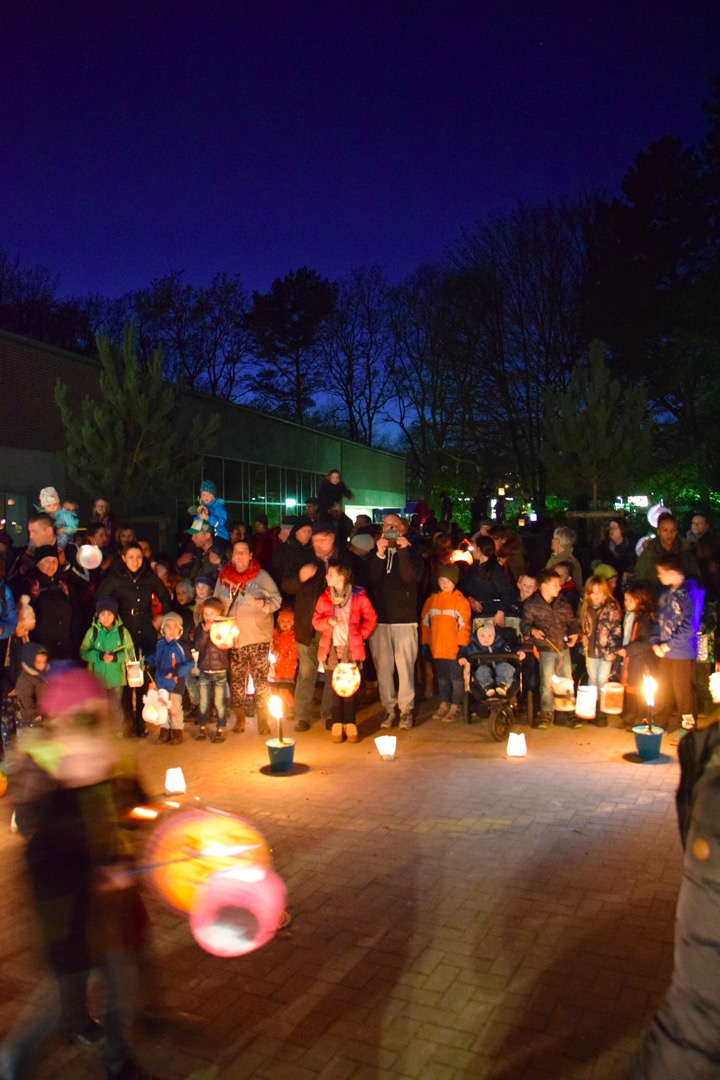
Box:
[79,615,134,689]
[313,585,377,664]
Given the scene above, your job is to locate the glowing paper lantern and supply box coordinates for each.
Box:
[374,735,396,761]
[190,865,287,958]
[450,548,473,565]
[332,662,362,698]
[506,732,527,757]
[209,619,240,650]
[0,772,7,798]
[165,767,186,795]
[143,687,170,725]
[647,503,670,528]
[143,808,272,915]
[77,544,103,570]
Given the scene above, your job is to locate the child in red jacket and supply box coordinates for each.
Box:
[312,559,377,743]
[269,607,299,719]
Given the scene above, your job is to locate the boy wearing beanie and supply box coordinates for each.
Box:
[420,564,471,723]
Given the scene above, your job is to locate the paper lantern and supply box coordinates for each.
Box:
[450,548,473,565]
[647,503,670,528]
[142,687,170,725]
[209,619,240,650]
[0,772,7,798]
[506,732,527,757]
[551,676,575,711]
[190,865,287,958]
[600,682,624,714]
[575,685,598,719]
[165,767,186,795]
[374,735,396,760]
[143,807,272,915]
[77,544,103,570]
[331,662,361,698]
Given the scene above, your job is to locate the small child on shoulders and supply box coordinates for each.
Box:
[188,480,229,543]
[38,487,79,550]
[146,612,194,744]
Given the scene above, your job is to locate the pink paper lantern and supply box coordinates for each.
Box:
[190,865,287,958]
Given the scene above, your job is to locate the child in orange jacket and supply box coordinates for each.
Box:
[421,564,471,722]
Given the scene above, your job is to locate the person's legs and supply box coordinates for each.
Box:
[538,651,557,714]
[99,951,138,1077]
[247,643,271,734]
[449,659,464,705]
[494,661,515,691]
[370,624,398,716]
[227,648,247,710]
[212,673,227,728]
[294,639,319,728]
[393,624,418,716]
[434,658,452,703]
[197,672,211,726]
[670,659,697,721]
[474,663,493,689]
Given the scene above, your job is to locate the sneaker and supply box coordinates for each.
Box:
[331,723,344,742]
[535,712,551,730]
[194,726,207,740]
[344,723,359,742]
[443,704,460,723]
[294,720,310,732]
[399,712,414,730]
[485,687,496,697]
[432,701,450,720]
[495,685,507,697]
[380,712,396,728]
[570,719,583,729]
[535,720,548,730]
[211,729,226,743]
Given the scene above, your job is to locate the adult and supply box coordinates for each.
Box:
[594,518,636,593]
[0,552,18,675]
[490,524,527,584]
[25,546,82,661]
[281,521,338,731]
[546,525,583,590]
[685,512,719,597]
[317,469,353,517]
[633,513,701,588]
[326,501,353,551]
[460,535,516,627]
[214,540,281,735]
[176,522,223,583]
[366,514,425,729]
[96,543,171,735]
[114,524,137,552]
[250,514,277,572]
[423,532,454,593]
[272,516,313,595]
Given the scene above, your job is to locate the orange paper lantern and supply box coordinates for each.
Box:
[143,807,272,915]
[209,619,240,650]
[190,865,287,958]
[331,662,362,698]
[0,772,8,798]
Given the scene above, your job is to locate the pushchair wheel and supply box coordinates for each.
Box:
[490,707,513,742]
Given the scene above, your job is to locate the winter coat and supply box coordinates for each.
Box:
[317,478,353,515]
[25,568,82,660]
[146,637,194,695]
[79,616,134,689]
[579,597,622,662]
[14,654,48,724]
[366,546,425,625]
[546,548,583,590]
[460,561,516,618]
[650,579,705,660]
[619,611,655,687]
[460,629,516,663]
[282,557,330,646]
[96,559,171,657]
[594,535,636,580]
[215,563,281,646]
[202,496,229,541]
[521,591,579,651]
[270,627,298,681]
[191,623,229,673]
[420,589,472,660]
[0,582,17,641]
[274,531,313,597]
[313,586,377,664]
[634,536,701,587]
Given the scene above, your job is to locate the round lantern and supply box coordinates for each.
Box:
[647,503,670,529]
[143,807,272,915]
[77,544,103,570]
[331,662,362,698]
[190,865,287,958]
[209,619,240,650]
[0,772,8,798]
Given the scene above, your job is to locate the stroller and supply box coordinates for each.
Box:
[462,623,534,741]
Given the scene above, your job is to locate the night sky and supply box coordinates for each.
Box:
[2,1,718,301]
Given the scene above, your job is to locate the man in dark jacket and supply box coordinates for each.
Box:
[281,521,336,731]
[521,568,579,729]
[272,516,312,594]
[366,515,424,730]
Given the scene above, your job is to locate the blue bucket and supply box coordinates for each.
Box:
[266,738,295,773]
[632,725,664,760]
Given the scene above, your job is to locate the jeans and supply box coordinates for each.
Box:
[434,657,464,705]
[370,623,418,715]
[295,637,320,727]
[586,657,612,690]
[198,671,228,727]
[538,648,572,714]
[475,661,515,691]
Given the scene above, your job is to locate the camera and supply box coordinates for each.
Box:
[384,528,399,548]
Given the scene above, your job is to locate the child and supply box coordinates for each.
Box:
[616,582,656,727]
[146,612,194,744]
[554,560,580,614]
[312,560,377,742]
[188,480,229,543]
[578,575,622,726]
[38,487,79,550]
[521,568,580,729]
[269,607,299,721]
[192,575,215,625]
[651,553,705,730]
[12,642,49,729]
[79,596,134,735]
[460,621,522,699]
[420,564,471,722]
[190,597,229,742]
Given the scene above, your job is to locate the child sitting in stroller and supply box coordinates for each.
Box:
[459,620,525,698]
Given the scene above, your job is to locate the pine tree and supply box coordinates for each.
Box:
[542,341,652,508]
[55,323,219,515]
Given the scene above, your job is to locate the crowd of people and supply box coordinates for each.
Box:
[1,473,718,752]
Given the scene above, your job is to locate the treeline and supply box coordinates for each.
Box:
[3,76,720,510]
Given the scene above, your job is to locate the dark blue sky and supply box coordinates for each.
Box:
[2,0,718,300]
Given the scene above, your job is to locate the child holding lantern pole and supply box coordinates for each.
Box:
[190,597,229,742]
[312,560,377,742]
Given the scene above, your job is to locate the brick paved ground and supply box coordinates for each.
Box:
[0,700,683,1079]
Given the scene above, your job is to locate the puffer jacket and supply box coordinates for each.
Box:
[650,579,705,659]
[79,616,134,689]
[191,623,229,672]
[420,589,472,660]
[313,586,377,664]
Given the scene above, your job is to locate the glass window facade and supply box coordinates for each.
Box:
[180,459,319,535]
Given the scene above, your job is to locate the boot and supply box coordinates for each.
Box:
[232,707,246,734]
[170,729,183,745]
[155,728,170,744]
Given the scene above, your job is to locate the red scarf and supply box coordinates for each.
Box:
[218,559,261,595]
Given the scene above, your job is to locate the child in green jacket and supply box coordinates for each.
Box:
[79,596,134,734]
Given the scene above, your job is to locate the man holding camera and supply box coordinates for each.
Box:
[366,514,425,729]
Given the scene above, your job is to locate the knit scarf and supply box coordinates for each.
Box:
[218,559,261,595]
